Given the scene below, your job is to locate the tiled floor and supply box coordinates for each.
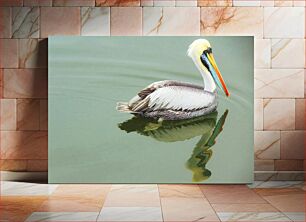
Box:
[0,181,305,222]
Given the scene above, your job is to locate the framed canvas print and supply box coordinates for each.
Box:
[48,36,254,184]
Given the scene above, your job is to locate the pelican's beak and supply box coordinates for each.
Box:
[201,50,230,97]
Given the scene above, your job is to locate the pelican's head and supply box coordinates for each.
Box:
[187,39,230,97]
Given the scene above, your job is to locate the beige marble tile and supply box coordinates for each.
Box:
[17,99,40,130]
[53,0,95,6]
[0,131,48,159]
[217,212,291,221]
[0,159,27,171]
[38,196,104,212]
[200,185,266,203]
[280,130,305,159]
[0,39,18,68]
[53,184,110,198]
[255,39,271,68]
[40,99,48,130]
[293,0,305,6]
[81,7,110,36]
[272,39,305,68]
[233,0,260,6]
[141,0,153,6]
[283,212,305,222]
[103,185,160,207]
[98,207,162,221]
[41,7,80,38]
[254,131,280,160]
[159,185,204,198]
[111,7,142,36]
[254,99,263,130]
[154,0,175,6]
[274,0,293,6]
[96,0,140,6]
[295,99,305,130]
[257,188,305,212]
[275,160,304,171]
[264,7,305,38]
[143,7,200,35]
[19,39,47,68]
[12,7,39,38]
[161,197,219,221]
[0,7,11,38]
[176,0,197,6]
[255,69,304,98]
[213,203,278,212]
[23,0,52,6]
[26,212,99,222]
[263,99,295,130]
[1,181,58,196]
[27,159,48,171]
[198,0,232,6]
[3,69,48,99]
[255,160,275,171]
[260,0,274,6]
[200,7,263,37]
[0,99,17,130]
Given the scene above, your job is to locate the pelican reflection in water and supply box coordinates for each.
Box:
[118,110,228,182]
[116,39,230,120]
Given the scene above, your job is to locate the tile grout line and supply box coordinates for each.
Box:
[252,189,295,221]
[157,184,165,222]
[197,185,222,222]
[95,184,112,221]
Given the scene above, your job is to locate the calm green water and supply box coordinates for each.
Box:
[48,36,254,183]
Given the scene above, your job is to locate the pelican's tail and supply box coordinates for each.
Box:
[116,102,132,113]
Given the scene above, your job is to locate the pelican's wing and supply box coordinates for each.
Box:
[128,81,215,112]
[137,80,203,99]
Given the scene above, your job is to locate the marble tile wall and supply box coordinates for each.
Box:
[0,0,304,180]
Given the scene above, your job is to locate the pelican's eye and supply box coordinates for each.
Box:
[203,47,212,55]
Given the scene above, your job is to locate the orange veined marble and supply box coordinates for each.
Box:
[280,131,305,159]
[0,196,47,221]
[0,99,17,130]
[96,0,140,6]
[198,0,232,6]
[39,99,48,130]
[3,69,47,98]
[0,7,11,38]
[111,7,142,35]
[0,39,18,68]
[53,0,95,6]
[40,7,80,38]
[17,99,40,130]
[263,99,295,130]
[200,7,263,37]
[0,131,48,159]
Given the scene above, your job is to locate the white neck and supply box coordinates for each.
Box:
[193,57,216,93]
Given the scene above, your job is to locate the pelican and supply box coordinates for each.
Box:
[117,39,230,120]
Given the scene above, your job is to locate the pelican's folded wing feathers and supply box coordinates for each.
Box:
[128,80,215,113]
